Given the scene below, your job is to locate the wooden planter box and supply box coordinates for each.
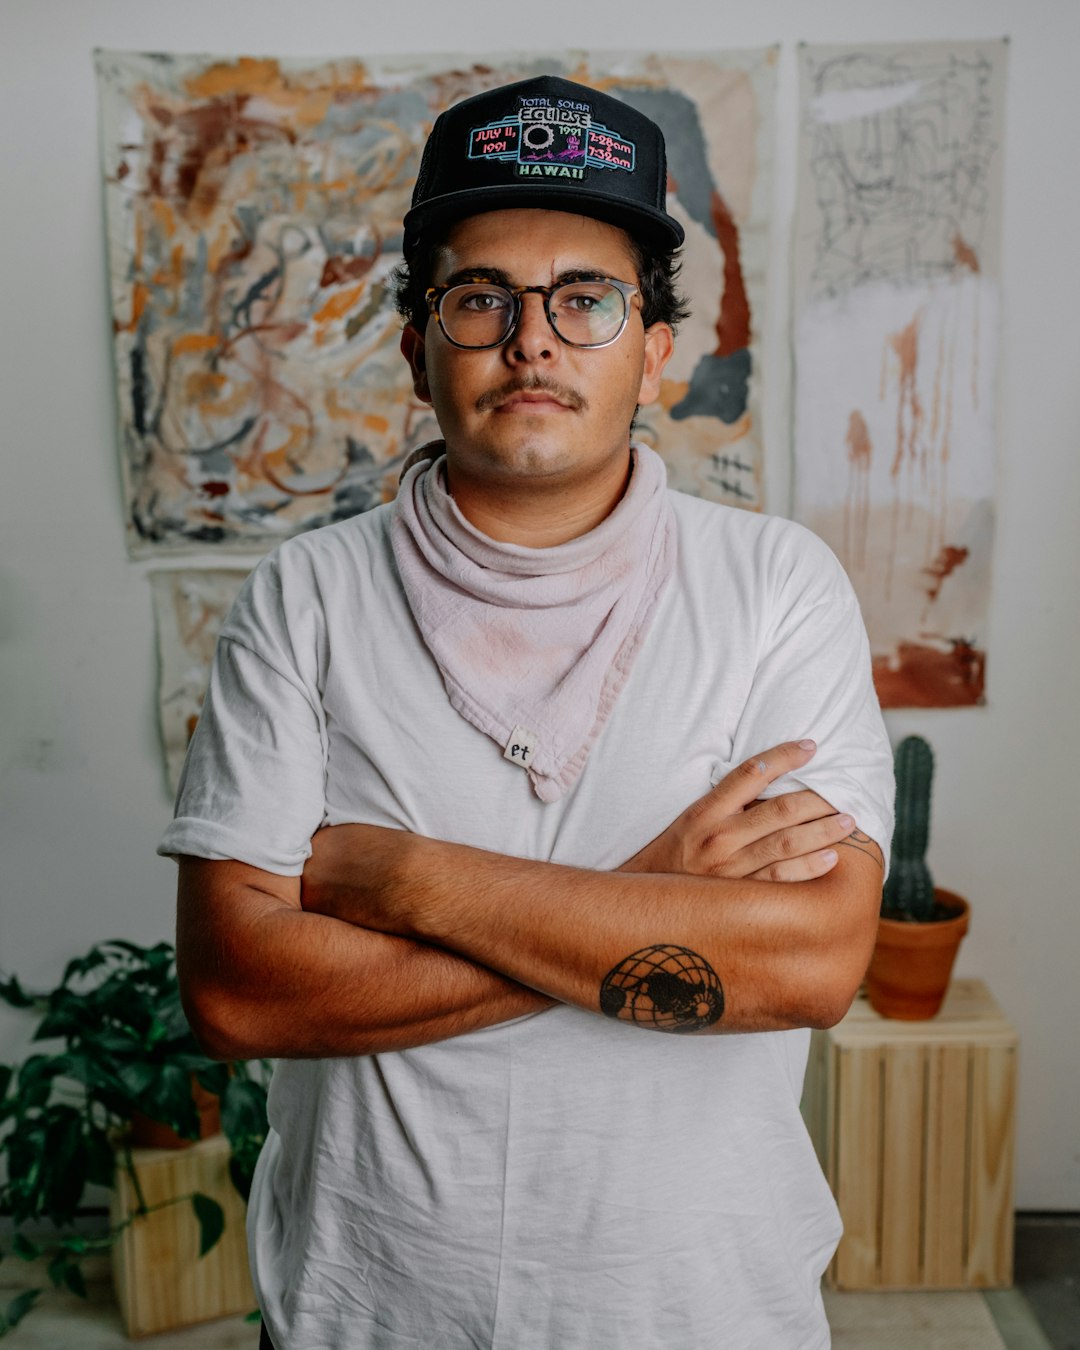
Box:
[801,978,1018,1291]
[110,1132,255,1337]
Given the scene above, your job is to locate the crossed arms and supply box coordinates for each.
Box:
[176,740,884,1060]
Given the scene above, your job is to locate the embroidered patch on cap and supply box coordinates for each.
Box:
[503,725,540,769]
[468,94,636,183]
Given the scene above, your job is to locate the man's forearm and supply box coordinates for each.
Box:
[302,828,883,1035]
[177,857,552,1061]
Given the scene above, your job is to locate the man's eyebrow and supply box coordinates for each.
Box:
[440,266,515,288]
[438,266,613,289]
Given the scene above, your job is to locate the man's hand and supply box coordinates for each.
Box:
[619,739,857,882]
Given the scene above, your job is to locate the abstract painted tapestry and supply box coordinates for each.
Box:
[793,40,1006,707]
[98,50,776,556]
[150,569,248,792]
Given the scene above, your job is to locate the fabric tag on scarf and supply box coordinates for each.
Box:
[503,726,539,769]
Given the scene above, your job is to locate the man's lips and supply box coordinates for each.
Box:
[496,392,571,412]
[475,380,585,414]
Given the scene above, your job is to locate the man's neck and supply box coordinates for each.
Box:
[444,448,634,549]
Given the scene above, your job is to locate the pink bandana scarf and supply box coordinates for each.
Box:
[390,444,677,802]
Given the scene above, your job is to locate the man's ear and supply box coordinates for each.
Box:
[400,324,432,404]
[638,322,675,406]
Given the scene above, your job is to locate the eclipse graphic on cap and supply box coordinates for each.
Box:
[467,95,636,184]
[519,99,588,173]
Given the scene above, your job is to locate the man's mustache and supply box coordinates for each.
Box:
[475,376,586,413]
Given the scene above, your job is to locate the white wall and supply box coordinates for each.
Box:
[2,0,1078,1209]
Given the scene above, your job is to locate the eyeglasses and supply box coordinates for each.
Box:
[424,277,640,350]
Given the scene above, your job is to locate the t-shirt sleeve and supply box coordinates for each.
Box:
[724,522,895,863]
[157,553,328,876]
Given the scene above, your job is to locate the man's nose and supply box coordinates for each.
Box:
[504,292,557,365]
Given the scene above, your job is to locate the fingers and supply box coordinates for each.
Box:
[742,790,837,829]
[621,740,844,880]
[746,848,840,883]
[696,740,819,817]
[689,791,844,876]
[729,811,855,878]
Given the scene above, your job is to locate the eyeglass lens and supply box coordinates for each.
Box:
[439,282,627,348]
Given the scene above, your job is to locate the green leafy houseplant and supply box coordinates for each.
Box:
[0,939,268,1335]
[867,735,970,1019]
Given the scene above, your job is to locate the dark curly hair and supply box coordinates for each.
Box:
[390,224,690,336]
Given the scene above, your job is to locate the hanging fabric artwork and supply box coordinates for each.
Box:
[793,40,1007,707]
[97,49,777,557]
[150,569,249,793]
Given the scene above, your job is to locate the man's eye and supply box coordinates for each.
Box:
[459,289,511,312]
[558,286,611,312]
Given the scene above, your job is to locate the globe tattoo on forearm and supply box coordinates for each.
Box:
[599,945,725,1033]
[838,827,884,868]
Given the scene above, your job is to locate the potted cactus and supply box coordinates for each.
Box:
[865,735,970,1019]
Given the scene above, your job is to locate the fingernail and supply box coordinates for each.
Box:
[838,814,854,830]
[822,850,838,864]
[798,739,816,751]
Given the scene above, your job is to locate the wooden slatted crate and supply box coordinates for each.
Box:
[801,978,1018,1290]
[110,1132,255,1337]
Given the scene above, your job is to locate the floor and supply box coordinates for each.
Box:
[2,1218,1074,1348]
[1011,1213,1080,1350]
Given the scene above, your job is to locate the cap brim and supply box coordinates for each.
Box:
[404,183,685,255]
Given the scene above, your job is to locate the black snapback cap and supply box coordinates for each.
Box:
[403,75,685,256]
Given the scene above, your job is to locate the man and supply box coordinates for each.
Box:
[165,76,894,1349]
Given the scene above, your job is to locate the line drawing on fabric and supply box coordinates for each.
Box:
[793,41,1006,708]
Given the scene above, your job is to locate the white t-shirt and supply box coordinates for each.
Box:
[161,489,894,1350]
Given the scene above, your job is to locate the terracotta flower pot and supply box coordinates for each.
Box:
[864,888,970,1021]
[128,1078,221,1149]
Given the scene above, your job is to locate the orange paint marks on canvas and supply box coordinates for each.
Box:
[264,87,333,131]
[151,243,186,314]
[183,58,283,100]
[847,409,872,466]
[205,221,236,274]
[201,383,253,419]
[843,410,872,574]
[657,379,691,412]
[260,433,307,485]
[929,325,945,448]
[708,190,751,358]
[293,177,352,212]
[886,312,923,479]
[320,254,376,288]
[923,545,969,603]
[174,333,220,356]
[882,311,926,601]
[952,233,980,274]
[257,425,347,498]
[121,282,150,333]
[313,282,366,325]
[324,389,357,423]
[184,368,227,403]
[151,198,177,238]
[873,640,985,708]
